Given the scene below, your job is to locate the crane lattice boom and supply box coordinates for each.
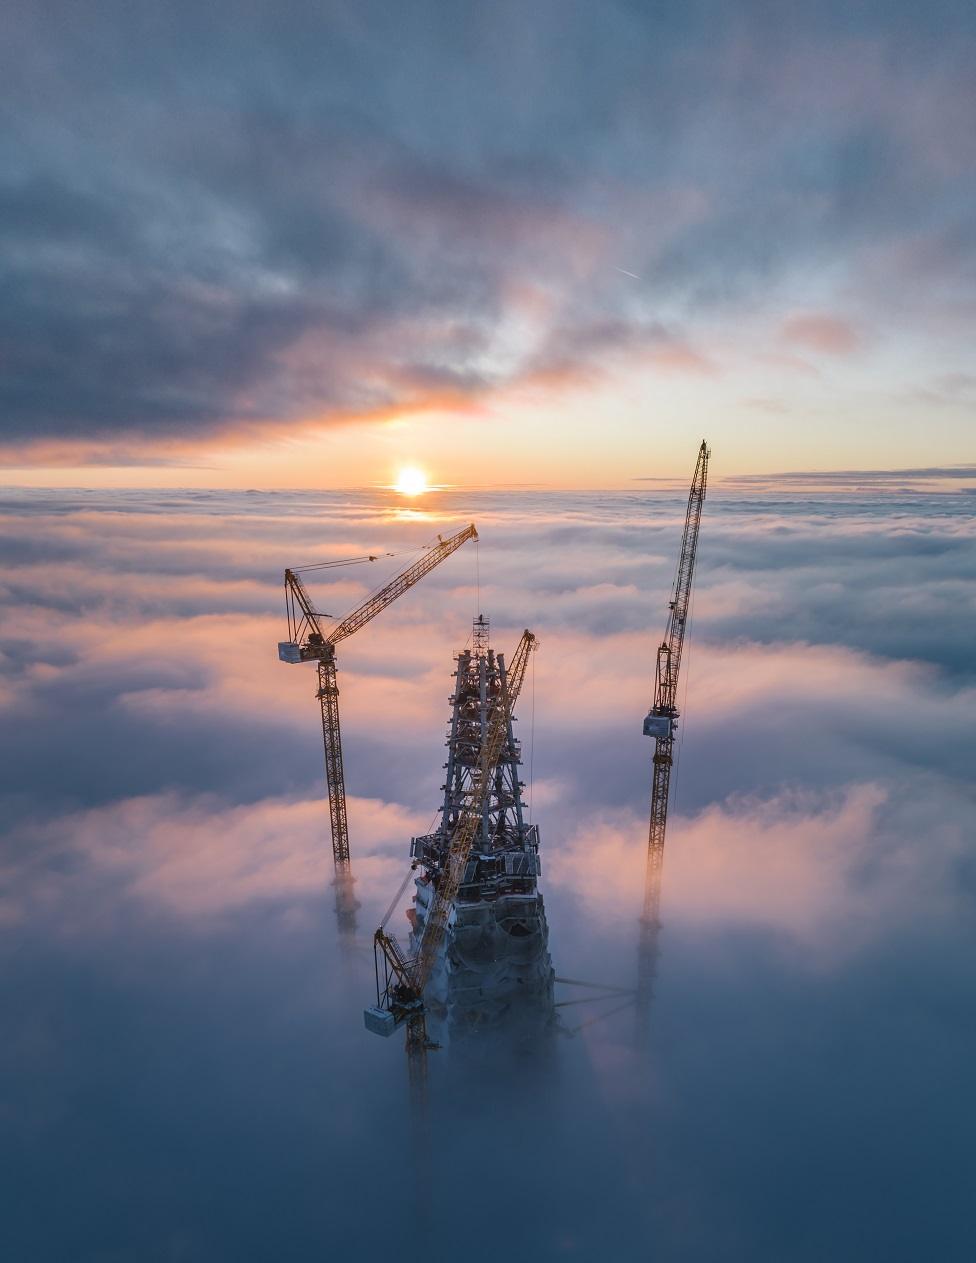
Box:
[281,523,478,661]
[278,524,478,932]
[329,525,478,645]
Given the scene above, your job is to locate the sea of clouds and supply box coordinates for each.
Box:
[1,484,973,1261]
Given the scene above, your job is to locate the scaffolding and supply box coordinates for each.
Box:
[407,618,554,1043]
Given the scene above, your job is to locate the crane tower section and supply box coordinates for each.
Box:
[641,440,709,913]
[407,616,554,1044]
[637,440,709,1041]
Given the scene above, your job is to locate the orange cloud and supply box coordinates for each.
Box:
[782,313,861,354]
[17,792,428,922]
[547,782,933,955]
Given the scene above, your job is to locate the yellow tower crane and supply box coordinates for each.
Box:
[278,524,478,936]
[637,440,709,1044]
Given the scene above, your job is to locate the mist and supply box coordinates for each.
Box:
[1,484,973,1261]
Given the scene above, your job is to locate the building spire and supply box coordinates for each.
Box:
[408,621,554,1043]
[472,613,490,656]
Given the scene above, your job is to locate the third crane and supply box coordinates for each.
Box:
[638,441,709,1045]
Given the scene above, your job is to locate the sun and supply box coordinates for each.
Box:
[393,466,429,496]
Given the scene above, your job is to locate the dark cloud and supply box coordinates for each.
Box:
[728,465,976,484]
[1,1,974,446]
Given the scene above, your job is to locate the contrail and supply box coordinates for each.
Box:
[614,266,641,280]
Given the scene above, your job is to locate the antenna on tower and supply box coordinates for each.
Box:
[472,613,490,655]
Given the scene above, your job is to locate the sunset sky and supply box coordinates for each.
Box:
[2,0,974,487]
[3,5,975,1261]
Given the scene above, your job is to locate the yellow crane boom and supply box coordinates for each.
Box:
[278,524,478,934]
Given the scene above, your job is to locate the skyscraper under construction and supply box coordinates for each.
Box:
[406,616,554,1046]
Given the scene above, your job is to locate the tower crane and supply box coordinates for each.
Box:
[637,440,709,1041]
[278,523,478,936]
[365,629,538,1089]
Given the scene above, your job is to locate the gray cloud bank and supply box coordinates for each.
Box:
[2,0,975,446]
[723,464,976,488]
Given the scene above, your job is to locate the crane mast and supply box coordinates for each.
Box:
[638,441,709,1038]
[278,524,478,935]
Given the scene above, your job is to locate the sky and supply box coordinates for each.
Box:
[2,0,974,487]
[1,483,974,1260]
[2,4,975,1260]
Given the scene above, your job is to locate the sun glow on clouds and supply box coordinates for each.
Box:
[5,488,974,939]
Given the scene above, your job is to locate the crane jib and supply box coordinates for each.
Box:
[278,523,477,661]
[277,522,478,937]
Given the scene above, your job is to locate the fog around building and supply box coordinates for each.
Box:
[2,481,972,1259]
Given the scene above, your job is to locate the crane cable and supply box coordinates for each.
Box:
[379,863,420,932]
[293,526,454,579]
[292,553,394,573]
[352,538,430,608]
[528,647,536,825]
[377,792,444,931]
[307,531,451,634]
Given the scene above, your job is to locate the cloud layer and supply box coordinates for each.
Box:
[2,483,974,1260]
[2,1,975,458]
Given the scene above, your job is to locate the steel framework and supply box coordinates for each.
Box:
[367,629,538,1079]
[406,617,552,1044]
[410,616,539,899]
